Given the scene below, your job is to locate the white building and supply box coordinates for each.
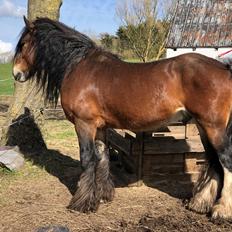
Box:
[166,0,232,60]
[0,52,13,64]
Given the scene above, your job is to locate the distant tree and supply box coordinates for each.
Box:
[116,26,130,53]
[116,0,175,62]
[154,1,175,60]
[100,33,114,50]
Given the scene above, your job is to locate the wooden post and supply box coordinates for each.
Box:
[136,132,144,186]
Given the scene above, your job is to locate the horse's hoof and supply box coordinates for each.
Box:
[188,197,212,214]
[67,202,98,213]
[67,195,100,213]
[101,181,115,203]
[211,203,232,221]
[96,185,115,205]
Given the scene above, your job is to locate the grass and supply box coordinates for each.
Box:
[124,58,141,63]
[46,120,76,140]
[0,63,13,96]
[0,160,45,180]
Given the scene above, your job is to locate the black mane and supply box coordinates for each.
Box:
[15,17,96,105]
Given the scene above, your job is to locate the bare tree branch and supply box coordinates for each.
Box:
[116,0,176,62]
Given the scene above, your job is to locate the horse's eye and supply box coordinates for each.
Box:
[21,43,28,50]
[21,40,26,45]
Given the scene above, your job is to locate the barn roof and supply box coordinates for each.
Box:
[166,0,232,48]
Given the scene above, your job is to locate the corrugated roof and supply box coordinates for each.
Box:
[166,0,232,48]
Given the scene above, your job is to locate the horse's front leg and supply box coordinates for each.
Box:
[95,129,115,203]
[68,119,100,212]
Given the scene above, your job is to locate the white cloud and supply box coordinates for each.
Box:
[0,40,13,53]
[0,0,26,17]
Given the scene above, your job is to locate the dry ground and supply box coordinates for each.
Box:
[1,120,232,232]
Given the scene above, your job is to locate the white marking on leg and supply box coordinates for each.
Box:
[95,140,107,160]
[189,167,220,213]
[212,167,232,219]
[175,106,186,113]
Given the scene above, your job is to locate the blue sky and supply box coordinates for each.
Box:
[0,0,119,53]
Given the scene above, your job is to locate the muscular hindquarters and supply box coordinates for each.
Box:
[179,55,232,131]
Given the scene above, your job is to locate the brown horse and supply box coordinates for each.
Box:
[13,16,232,220]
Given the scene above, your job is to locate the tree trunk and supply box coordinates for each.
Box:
[28,0,62,20]
[0,0,62,151]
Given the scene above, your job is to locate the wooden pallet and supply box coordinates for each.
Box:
[106,123,206,187]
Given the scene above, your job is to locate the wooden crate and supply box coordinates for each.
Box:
[106,123,206,187]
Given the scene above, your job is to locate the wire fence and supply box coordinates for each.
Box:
[3,115,31,127]
[1,107,65,128]
[1,109,42,128]
[0,78,12,82]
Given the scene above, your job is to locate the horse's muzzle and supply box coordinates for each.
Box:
[13,70,27,82]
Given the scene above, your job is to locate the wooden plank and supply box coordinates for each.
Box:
[141,153,184,164]
[153,125,186,139]
[143,172,200,184]
[186,152,206,161]
[185,153,206,173]
[185,158,197,173]
[133,138,204,155]
[143,163,184,175]
[121,152,136,173]
[136,132,144,187]
[186,123,199,138]
[125,130,136,139]
[114,129,126,137]
[106,129,131,155]
[196,163,206,172]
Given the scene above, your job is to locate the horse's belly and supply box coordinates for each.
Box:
[134,109,190,131]
[106,107,190,131]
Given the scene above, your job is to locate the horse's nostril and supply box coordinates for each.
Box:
[15,72,22,81]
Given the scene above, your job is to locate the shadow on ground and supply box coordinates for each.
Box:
[5,107,81,195]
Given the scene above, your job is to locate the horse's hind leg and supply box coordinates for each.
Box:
[210,121,232,220]
[95,129,115,203]
[212,167,232,220]
[68,119,99,212]
[189,126,223,213]
[199,122,232,220]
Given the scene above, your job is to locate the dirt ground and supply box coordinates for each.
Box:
[1,120,232,232]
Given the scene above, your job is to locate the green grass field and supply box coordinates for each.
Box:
[0,63,13,95]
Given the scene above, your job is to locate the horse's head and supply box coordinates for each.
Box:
[13,16,35,82]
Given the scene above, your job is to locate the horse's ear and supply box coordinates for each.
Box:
[23,16,34,30]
